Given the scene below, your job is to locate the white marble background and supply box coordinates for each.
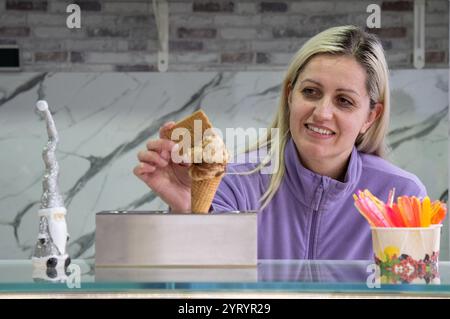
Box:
[0,70,448,260]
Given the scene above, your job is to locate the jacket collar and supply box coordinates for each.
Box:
[283,137,362,209]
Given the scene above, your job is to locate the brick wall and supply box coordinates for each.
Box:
[0,0,448,71]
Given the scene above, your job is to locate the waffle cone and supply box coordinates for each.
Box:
[164,110,212,145]
[191,175,223,213]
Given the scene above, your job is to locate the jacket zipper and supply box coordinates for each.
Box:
[308,182,324,259]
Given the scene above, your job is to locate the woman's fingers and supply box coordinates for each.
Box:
[133,162,155,179]
[159,121,176,139]
[146,139,189,164]
[139,162,156,173]
[144,119,191,167]
[146,138,175,155]
[138,150,169,167]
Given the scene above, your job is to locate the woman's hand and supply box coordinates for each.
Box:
[133,121,191,212]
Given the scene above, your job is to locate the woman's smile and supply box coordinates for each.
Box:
[304,123,336,139]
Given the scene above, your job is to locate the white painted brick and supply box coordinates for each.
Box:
[221,28,271,40]
[426,0,449,13]
[426,38,449,50]
[304,13,355,28]
[25,63,115,72]
[83,14,117,26]
[251,40,307,52]
[116,40,130,51]
[204,40,251,52]
[27,13,66,26]
[220,28,257,40]
[426,26,449,38]
[236,2,257,14]
[332,0,380,13]
[291,1,335,13]
[85,52,136,64]
[386,39,412,51]
[69,64,116,72]
[173,52,219,63]
[130,28,157,39]
[401,12,414,25]
[17,39,65,51]
[48,2,72,13]
[85,52,157,64]
[169,2,192,14]
[171,14,214,27]
[260,15,290,26]
[268,52,296,65]
[63,39,119,51]
[103,2,152,14]
[386,51,411,66]
[0,12,27,25]
[379,13,404,27]
[22,51,33,63]
[401,12,447,27]
[142,39,159,51]
[168,63,203,71]
[28,63,71,70]
[32,58,69,67]
[214,15,261,27]
[33,27,86,39]
[143,53,157,64]
[425,13,450,25]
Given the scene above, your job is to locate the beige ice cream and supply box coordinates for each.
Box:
[188,132,228,178]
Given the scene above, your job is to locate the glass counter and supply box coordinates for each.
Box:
[1,259,450,298]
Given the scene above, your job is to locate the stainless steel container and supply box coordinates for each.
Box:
[95,211,257,267]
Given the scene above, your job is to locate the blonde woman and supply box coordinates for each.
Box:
[134,25,426,260]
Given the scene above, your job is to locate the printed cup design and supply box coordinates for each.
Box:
[371,225,441,284]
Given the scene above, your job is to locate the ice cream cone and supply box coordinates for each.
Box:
[165,109,228,214]
[191,175,223,213]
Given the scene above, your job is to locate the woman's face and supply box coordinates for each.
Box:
[288,54,381,167]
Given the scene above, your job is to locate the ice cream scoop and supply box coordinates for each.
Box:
[187,132,229,180]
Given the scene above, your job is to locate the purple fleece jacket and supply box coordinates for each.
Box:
[211,137,427,260]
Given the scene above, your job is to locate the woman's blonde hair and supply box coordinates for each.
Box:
[242,25,391,210]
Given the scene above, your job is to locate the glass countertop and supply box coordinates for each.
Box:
[1,259,450,297]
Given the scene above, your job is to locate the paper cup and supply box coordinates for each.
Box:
[371,225,441,284]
